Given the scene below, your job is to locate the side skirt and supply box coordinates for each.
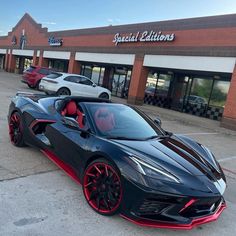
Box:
[41,149,81,185]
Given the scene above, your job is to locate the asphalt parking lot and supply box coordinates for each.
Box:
[0,71,236,236]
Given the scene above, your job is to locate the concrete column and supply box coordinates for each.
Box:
[68,52,81,74]
[103,67,112,90]
[8,51,16,73]
[32,50,37,66]
[221,64,236,130]
[4,50,9,71]
[127,54,148,105]
[38,50,48,67]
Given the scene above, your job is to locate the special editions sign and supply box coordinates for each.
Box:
[112,31,175,45]
[48,36,63,46]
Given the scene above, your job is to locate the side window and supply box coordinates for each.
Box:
[38,68,51,75]
[64,76,80,83]
[79,77,93,86]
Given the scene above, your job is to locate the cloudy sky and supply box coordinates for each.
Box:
[0,0,236,35]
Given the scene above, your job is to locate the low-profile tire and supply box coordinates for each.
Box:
[8,112,25,147]
[56,87,71,96]
[99,92,109,99]
[83,158,122,216]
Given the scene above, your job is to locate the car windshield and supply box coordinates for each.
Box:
[85,103,164,140]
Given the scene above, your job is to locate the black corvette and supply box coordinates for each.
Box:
[8,92,226,229]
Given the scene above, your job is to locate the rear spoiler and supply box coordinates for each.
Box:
[16,91,51,100]
[16,91,51,97]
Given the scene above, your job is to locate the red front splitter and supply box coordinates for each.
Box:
[120,202,226,230]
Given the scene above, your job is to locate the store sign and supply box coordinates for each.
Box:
[48,36,63,46]
[112,31,175,45]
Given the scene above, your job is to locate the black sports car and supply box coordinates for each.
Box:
[8,92,226,230]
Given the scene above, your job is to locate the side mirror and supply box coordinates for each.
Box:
[154,117,162,127]
[62,117,79,129]
[92,83,97,87]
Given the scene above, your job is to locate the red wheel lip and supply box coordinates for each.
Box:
[83,162,123,214]
[8,113,23,145]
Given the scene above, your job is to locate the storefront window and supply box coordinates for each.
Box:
[91,67,105,86]
[188,77,213,105]
[146,72,171,97]
[209,80,230,107]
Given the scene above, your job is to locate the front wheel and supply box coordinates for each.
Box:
[56,87,71,96]
[8,112,25,147]
[99,93,109,99]
[83,159,122,215]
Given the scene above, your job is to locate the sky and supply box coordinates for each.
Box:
[0,0,236,35]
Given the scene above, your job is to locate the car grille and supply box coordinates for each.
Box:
[180,196,223,218]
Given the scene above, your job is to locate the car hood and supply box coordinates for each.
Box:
[111,134,226,195]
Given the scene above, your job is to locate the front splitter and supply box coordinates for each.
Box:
[120,202,226,230]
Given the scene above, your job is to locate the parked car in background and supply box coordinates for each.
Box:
[180,95,207,106]
[39,72,111,99]
[22,66,54,89]
[145,86,156,97]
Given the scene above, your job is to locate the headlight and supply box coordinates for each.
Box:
[129,156,180,183]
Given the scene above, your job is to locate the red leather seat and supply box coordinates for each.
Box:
[94,108,115,132]
[61,101,84,128]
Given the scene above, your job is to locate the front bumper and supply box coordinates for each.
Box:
[120,177,226,229]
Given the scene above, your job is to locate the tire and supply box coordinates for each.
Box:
[99,93,109,99]
[83,158,122,216]
[56,87,71,96]
[8,112,25,147]
[35,80,41,90]
[27,84,34,89]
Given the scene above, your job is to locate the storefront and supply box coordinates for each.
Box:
[0,13,236,129]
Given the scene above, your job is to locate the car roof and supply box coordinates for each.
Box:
[58,72,88,77]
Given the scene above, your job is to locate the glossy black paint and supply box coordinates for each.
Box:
[7,92,226,225]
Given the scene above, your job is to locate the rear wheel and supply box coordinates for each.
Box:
[35,80,41,90]
[99,93,109,99]
[56,87,71,96]
[27,84,34,89]
[8,112,25,147]
[83,158,122,215]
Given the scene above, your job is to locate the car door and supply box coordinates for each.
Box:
[77,76,98,97]
[44,119,90,168]
[63,76,85,96]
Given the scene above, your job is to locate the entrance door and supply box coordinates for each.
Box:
[111,68,129,98]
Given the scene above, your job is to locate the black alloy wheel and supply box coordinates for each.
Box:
[83,159,122,215]
[56,87,71,96]
[8,112,25,147]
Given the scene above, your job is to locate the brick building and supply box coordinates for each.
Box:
[0,13,236,130]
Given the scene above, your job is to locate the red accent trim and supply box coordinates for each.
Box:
[120,203,226,230]
[41,149,81,185]
[179,198,197,213]
[29,119,56,131]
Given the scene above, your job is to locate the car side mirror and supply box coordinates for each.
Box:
[62,117,79,129]
[154,117,162,127]
[92,83,96,87]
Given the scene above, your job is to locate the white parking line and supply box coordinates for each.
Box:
[218,156,236,163]
[178,132,218,136]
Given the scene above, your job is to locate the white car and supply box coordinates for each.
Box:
[39,72,111,99]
